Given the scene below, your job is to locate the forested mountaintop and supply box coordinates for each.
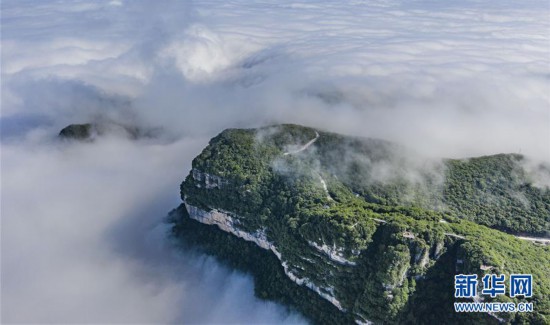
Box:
[186,124,549,237]
[172,124,549,324]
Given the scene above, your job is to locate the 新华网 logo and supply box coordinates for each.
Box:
[454,273,533,313]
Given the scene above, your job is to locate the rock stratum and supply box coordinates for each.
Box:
[170,124,550,324]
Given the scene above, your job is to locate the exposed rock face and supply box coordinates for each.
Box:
[184,202,276,252]
[281,261,344,311]
[191,169,228,189]
[184,201,345,310]
[307,241,356,266]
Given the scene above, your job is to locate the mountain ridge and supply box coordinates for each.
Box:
[170,124,548,324]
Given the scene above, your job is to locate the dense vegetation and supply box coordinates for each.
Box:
[311,130,550,237]
[172,124,550,324]
[443,155,550,237]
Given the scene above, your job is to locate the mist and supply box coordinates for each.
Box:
[1,0,549,323]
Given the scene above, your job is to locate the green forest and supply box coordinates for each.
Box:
[172,124,550,324]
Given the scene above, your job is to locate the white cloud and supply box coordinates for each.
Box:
[1,0,549,323]
[160,24,262,82]
[1,136,306,324]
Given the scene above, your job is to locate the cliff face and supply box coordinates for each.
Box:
[183,198,448,315]
[172,124,549,325]
[184,201,348,311]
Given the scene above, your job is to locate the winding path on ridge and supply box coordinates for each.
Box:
[283,131,320,156]
[515,236,550,244]
[281,132,333,200]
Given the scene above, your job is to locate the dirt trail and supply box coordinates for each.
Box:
[283,131,319,156]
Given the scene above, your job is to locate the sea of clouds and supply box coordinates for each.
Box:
[1,0,549,323]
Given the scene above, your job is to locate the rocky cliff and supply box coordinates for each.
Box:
[171,124,550,324]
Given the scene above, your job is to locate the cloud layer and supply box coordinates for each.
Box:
[1,0,549,323]
[3,0,549,160]
[1,136,306,323]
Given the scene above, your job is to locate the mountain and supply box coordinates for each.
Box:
[170,124,550,324]
[59,121,160,141]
